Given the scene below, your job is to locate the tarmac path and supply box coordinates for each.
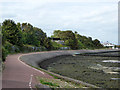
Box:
[2,53,53,89]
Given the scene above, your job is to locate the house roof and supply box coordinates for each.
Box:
[102,42,115,46]
[49,38,61,40]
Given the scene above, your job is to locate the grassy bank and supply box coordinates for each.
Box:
[36,77,86,88]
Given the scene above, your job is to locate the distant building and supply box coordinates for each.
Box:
[49,38,65,45]
[60,47,71,50]
[102,41,115,49]
[49,37,70,50]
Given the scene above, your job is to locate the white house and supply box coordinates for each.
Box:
[102,41,115,49]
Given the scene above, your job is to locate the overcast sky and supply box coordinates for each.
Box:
[0,0,119,44]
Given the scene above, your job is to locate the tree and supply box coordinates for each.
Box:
[16,23,24,47]
[44,37,53,50]
[33,27,46,47]
[52,30,78,49]
[21,23,38,46]
[53,30,62,38]
[21,23,53,49]
[93,39,103,48]
[2,19,19,45]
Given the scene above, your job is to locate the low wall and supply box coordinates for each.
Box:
[20,49,119,88]
[20,49,119,68]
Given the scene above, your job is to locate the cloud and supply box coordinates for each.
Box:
[0,0,118,44]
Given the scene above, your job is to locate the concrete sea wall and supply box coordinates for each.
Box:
[20,49,119,88]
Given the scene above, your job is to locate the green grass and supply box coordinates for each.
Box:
[40,79,60,87]
[36,77,86,88]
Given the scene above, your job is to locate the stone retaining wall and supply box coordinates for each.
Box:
[20,49,119,88]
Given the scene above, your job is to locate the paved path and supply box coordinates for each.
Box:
[2,53,53,89]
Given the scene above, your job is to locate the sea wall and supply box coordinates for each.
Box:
[20,49,119,68]
[20,49,119,88]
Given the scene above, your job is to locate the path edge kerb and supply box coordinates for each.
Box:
[18,52,45,75]
[18,51,100,88]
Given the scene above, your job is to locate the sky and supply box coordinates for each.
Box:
[0,0,119,44]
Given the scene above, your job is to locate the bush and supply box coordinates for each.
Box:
[4,41,13,53]
[12,45,20,53]
[4,41,20,53]
[35,46,47,51]
[20,45,47,52]
[2,46,8,61]
[20,45,34,52]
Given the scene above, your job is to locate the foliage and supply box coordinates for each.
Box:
[75,31,96,49]
[1,19,103,61]
[2,20,20,45]
[52,30,103,49]
[36,77,85,88]
[93,39,103,48]
[1,19,53,61]
[40,79,60,87]
[51,41,67,50]
[2,46,8,61]
[4,41,13,53]
[52,30,78,49]
[43,37,53,50]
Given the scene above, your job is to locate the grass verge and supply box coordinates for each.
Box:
[36,77,86,88]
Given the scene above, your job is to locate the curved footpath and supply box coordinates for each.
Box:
[2,52,53,89]
[2,49,119,89]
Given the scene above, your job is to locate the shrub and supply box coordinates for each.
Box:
[2,46,8,61]
[4,41,13,53]
[20,45,34,52]
[13,45,20,53]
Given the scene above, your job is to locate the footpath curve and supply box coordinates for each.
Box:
[2,52,53,89]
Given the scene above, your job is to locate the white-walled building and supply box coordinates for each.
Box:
[102,41,115,49]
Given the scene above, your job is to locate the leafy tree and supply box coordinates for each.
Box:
[52,30,103,49]
[44,37,53,50]
[16,23,24,47]
[53,30,62,38]
[93,39,103,48]
[2,19,19,45]
[33,27,46,47]
[2,46,8,61]
[74,31,103,49]
[52,30,78,49]
[21,23,38,46]
[21,23,53,50]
